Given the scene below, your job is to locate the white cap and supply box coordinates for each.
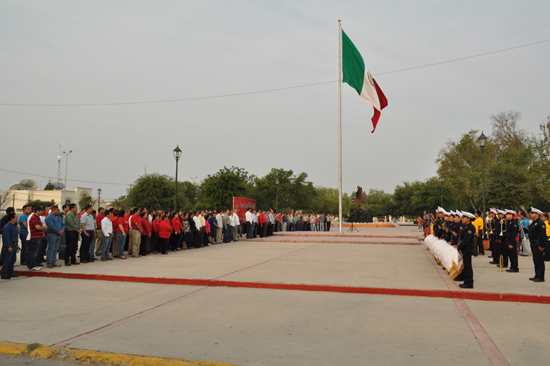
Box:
[455,211,463,218]
[497,210,506,215]
[462,211,475,219]
[506,209,516,215]
[531,207,543,215]
[490,209,497,214]
[444,210,450,216]
[437,207,444,213]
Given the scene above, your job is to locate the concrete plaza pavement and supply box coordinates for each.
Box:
[1,226,549,365]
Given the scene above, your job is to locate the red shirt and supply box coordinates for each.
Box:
[159,220,172,239]
[131,214,142,230]
[171,217,181,233]
[258,214,267,225]
[116,217,129,233]
[96,214,105,229]
[79,212,85,220]
[141,217,151,236]
[152,219,160,234]
[29,214,43,239]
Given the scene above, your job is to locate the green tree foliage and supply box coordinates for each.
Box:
[530,117,550,209]
[26,199,55,208]
[363,188,395,217]
[252,168,316,212]
[311,187,351,215]
[44,180,55,190]
[199,166,253,210]
[125,173,190,211]
[78,195,96,209]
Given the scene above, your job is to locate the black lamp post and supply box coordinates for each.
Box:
[439,175,444,206]
[97,188,101,210]
[275,179,279,212]
[173,145,182,211]
[477,132,487,237]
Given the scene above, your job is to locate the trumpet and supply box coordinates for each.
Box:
[499,219,507,237]
[487,218,494,236]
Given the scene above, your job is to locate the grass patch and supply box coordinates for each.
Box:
[26,343,41,352]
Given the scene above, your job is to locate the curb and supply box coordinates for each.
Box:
[0,341,237,366]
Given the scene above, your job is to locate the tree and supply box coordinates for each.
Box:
[112,195,128,210]
[198,166,253,210]
[125,173,190,211]
[78,195,96,209]
[252,168,316,212]
[311,187,351,215]
[363,188,395,217]
[27,199,55,208]
[44,180,55,190]
[530,117,550,208]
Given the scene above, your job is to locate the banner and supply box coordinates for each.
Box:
[233,197,256,223]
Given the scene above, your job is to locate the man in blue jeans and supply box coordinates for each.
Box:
[1,213,20,279]
[45,206,64,268]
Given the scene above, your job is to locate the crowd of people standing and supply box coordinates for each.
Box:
[0,204,334,278]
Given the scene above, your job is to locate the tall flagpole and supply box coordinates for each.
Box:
[338,20,343,234]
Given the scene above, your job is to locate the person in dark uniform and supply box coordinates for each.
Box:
[489,210,503,265]
[451,211,467,281]
[455,211,476,289]
[487,209,497,260]
[504,210,519,273]
[528,207,548,282]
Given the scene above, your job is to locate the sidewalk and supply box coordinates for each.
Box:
[2,227,549,365]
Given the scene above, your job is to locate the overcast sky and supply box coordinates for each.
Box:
[1,0,549,202]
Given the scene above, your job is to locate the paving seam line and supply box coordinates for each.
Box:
[0,341,238,366]
[420,240,509,366]
[211,242,321,280]
[52,287,210,348]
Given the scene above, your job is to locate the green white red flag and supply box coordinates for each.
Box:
[342,30,388,133]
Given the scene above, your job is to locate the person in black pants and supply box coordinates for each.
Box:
[528,208,548,282]
[504,210,519,272]
[456,212,476,289]
[542,213,550,262]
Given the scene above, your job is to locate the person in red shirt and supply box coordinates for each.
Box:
[139,212,151,256]
[78,207,86,220]
[158,213,173,254]
[129,208,142,257]
[27,206,47,271]
[171,213,181,251]
[115,210,128,259]
[258,211,267,238]
[151,214,160,254]
[94,207,105,257]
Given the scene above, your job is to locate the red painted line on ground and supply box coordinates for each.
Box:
[13,270,550,304]
[453,298,509,366]
[52,287,209,348]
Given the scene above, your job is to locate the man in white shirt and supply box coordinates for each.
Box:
[193,213,202,247]
[232,211,240,241]
[216,211,223,244]
[100,209,113,261]
[245,208,253,239]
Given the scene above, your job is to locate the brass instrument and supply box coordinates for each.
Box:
[487,217,493,236]
[499,218,507,237]
[499,254,503,272]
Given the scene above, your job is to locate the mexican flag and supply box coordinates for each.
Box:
[342,30,388,133]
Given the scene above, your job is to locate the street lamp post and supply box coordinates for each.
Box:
[275,179,279,212]
[97,188,102,210]
[478,132,487,238]
[439,175,444,206]
[173,145,182,211]
[62,150,72,204]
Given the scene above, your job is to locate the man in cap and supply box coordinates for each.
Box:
[455,211,476,288]
[504,210,519,272]
[487,209,498,262]
[528,208,548,282]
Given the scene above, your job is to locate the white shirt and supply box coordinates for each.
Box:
[193,216,202,230]
[101,217,113,237]
[229,214,236,227]
[252,213,258,223]
[216,214,223,227]
[233,213,240,226]
[245,211,252,223]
